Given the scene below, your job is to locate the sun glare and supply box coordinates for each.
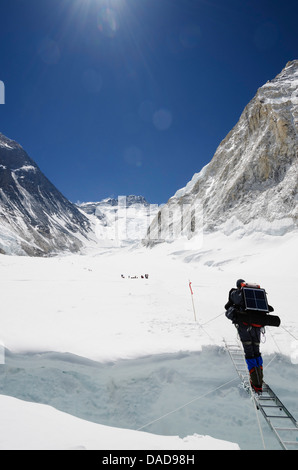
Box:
[97,6,119,36]
[93,0,126,37]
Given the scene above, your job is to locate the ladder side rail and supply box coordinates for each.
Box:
[225,339,298,450]
[260,414,287,450]
[252,391,293,450]
[264,385,298,427]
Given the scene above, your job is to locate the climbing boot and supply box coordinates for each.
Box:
[249,366,263,394]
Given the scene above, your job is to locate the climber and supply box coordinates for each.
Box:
[225,279,274,394]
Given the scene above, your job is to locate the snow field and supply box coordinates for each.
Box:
[0,229,297,449]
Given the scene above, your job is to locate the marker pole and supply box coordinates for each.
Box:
[189,280,197,322]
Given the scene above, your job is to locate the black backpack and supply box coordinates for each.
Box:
[229,282,280,327]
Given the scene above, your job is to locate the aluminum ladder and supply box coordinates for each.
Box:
[224,340,298,450]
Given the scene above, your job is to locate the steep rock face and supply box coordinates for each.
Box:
[0,133,92,255]
[146,60,298,243]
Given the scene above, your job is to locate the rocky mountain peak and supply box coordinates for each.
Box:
[0,133,92,255]
[146,61,298,243]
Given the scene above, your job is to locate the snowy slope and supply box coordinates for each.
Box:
[0,395,239,450]
[1,231,296,362]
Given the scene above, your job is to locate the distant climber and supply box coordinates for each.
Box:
[225,279,276,394]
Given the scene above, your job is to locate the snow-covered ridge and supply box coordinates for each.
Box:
[0,133,94,256]
[0,132,22,150]
[261,60,298,101]
[0,141,13,150]
[0,130,159,255]
[14,165,37,173]
[78,195,160,245]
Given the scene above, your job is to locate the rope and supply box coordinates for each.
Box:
[267,328,283,355]
[200,311,225,327]
[195,312,225,343]
[196,321,215,342]
[281,324,298,341]
[137,376,237,432]
[264,354,277,370]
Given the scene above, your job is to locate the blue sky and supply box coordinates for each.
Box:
[0,0,297,204]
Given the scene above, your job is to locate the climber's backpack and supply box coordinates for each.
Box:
[234,282,280,327]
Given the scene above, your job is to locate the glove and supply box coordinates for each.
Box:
[225,306,237,322]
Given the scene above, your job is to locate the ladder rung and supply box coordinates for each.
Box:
[266,415,290,419]
[261,404,283,408]
[283,441,298,446]
[258,396,276,400]
[275,427,298,431]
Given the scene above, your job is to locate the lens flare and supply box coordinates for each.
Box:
[153,108,173,131]
[97,6,119,37]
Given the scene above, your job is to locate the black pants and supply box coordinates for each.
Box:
[237,323,261,359]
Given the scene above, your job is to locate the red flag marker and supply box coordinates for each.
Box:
[188,280,197,322]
